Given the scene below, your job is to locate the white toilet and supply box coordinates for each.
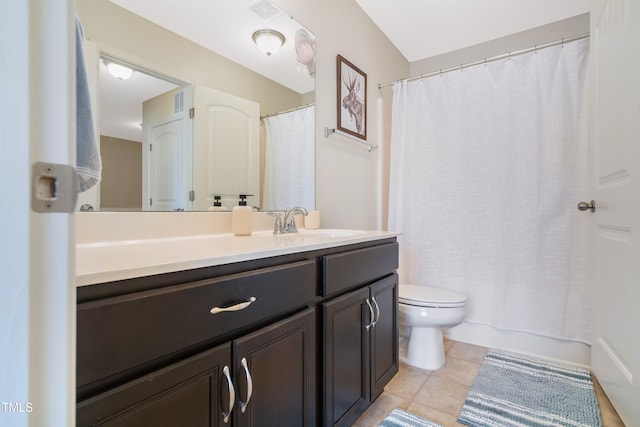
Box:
[399,284,467,371]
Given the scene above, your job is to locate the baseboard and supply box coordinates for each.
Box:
[443,322,591,368]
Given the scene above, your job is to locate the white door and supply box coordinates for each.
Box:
[590,0,640,424]
[193,85,260,210]
[143,86,193,211]
[1,1,75,425]
[149,119,185,211]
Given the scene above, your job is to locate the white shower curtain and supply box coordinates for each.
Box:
[389,39,591,343]
[263,105,315,211]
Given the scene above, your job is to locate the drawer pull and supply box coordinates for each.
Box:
[365,298,375,330]
[210,297,257,315]
[371,296,381,327]
[222,365,235,423]
[239,357,253,413]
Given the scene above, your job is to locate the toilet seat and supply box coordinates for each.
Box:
[399,284,466,308]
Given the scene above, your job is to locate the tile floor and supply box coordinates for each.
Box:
[353,339,625,427]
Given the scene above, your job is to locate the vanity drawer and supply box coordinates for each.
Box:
[321,242,398,296]
[77,259,316,392]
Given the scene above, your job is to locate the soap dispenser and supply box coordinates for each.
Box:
[232,195,253,236]
[207,195,228,211]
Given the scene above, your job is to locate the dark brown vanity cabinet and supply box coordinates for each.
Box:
[77,308,315,427]
[76,238,398,427]
[77,260,317,427]
[233,308,316,427]
[77,343,232,426]
[321,244,399,427]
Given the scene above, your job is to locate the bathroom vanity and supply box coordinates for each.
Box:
[75,225,399,427]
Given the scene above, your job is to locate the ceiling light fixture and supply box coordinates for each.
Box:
[252,29,286,56]
[105,61,134,80]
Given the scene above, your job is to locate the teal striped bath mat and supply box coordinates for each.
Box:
[380,408,443,427]
[458,350,601,427]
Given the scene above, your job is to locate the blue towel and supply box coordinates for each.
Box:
[75,16,101,192]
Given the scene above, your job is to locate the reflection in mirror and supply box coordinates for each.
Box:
[80,0,316,212]
[262,104,315,211]
[99,57,188,211]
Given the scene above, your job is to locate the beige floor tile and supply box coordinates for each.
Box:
[407,402,467,427]
[600,407,626,427]
[351,393,410,427]
[592,375,625,427]
[431,356,481,388]
[413,373,469,416]
[384,363,431,401]
[443,337,454,353]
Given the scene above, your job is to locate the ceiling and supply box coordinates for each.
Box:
[100,0,590,142]
[354,0,590,62]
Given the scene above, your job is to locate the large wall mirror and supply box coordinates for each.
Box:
[77,0,316,212]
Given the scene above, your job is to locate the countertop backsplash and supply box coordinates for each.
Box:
[76,211,281,244]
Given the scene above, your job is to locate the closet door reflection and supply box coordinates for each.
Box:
[144,86,193,211]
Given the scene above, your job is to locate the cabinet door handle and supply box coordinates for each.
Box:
[210,297,257,315]
[371,296,381,327]
[239,357,253,413]
[365,298,375,330]
[222,365,235,424]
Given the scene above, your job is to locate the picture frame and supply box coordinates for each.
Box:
[337,54,367,140]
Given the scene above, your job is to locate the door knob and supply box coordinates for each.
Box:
[577,200,595,212]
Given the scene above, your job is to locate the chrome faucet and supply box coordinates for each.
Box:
[284,207,308,233]
[269,207,308,234]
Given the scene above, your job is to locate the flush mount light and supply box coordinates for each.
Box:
[105,61,134,80]
[252,29,286,56]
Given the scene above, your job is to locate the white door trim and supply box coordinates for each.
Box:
[0,0,76,425]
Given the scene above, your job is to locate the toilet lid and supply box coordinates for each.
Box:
[399,284,466,308]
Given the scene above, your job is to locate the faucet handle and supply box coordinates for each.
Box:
[286,216,299,233]
[267,212,284,234]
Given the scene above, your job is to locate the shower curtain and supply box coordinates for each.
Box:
[262,105,315,211]
[389,39,591,343]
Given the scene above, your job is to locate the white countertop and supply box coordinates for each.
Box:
[76,229,399,287]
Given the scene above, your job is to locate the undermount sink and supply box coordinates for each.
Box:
[253,229,369,239]
[298,229,368,238]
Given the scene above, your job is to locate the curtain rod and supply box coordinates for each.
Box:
[260,103,315,120]
[378,33,589,89]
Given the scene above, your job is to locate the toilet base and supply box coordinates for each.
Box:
[405,326,446,371]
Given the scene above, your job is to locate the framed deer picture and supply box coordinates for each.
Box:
[337,55,367,140]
